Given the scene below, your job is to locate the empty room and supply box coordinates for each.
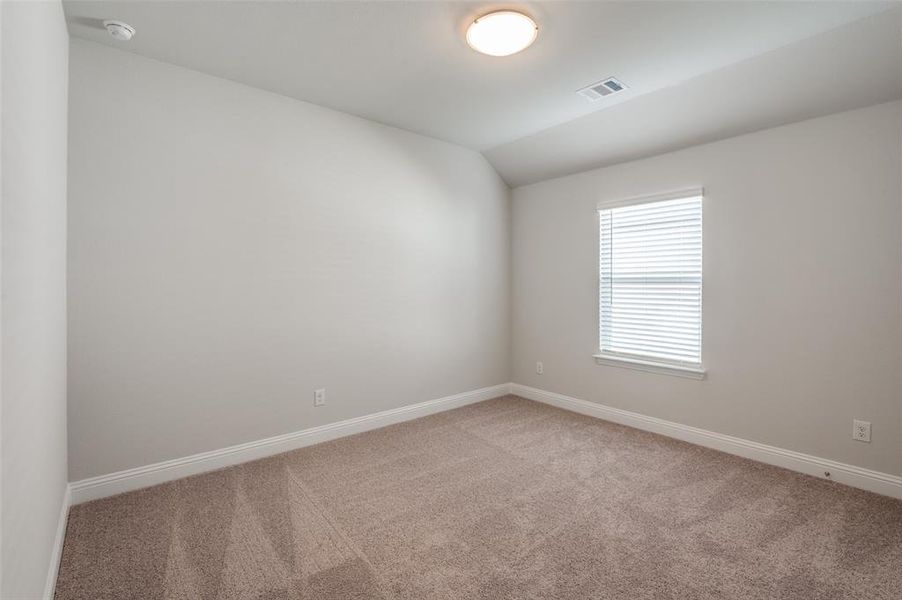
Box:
[3,0,902,598]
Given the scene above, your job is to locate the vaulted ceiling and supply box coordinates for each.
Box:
[64,1,902,186]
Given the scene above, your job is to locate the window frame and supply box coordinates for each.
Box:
[594,188,706,380]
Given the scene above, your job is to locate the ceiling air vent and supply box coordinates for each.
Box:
[577,77,628,101]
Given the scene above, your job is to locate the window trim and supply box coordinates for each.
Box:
[593,352,706,380]
[596,187,704,211]
[595,187,706,380]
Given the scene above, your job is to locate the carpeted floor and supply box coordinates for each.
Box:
[56,395,902,599]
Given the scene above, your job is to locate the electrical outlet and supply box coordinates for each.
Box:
[852,419,871,443]
[536,361,543,375]
[314,388,326,407]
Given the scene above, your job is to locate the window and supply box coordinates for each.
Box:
[596,190,704,379]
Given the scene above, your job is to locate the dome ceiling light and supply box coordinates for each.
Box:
[466,11,538,57]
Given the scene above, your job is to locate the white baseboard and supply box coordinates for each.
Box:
[70,380,901,505]
[510,383,902,500]
[43,484,71,599]
[70,383,511,505]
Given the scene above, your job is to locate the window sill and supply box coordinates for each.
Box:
[593,353,706,380]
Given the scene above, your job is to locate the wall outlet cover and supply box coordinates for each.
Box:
[314,388,326,407]
[852,419,871,443]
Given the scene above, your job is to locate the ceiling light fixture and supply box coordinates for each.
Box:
[466,11,537,57]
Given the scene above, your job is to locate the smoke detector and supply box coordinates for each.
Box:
[577,77,628,101]
[103,20,135,41]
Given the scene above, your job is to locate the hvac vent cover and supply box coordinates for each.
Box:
[577,77,628,101]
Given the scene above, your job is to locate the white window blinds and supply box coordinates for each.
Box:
[598,192,703,368]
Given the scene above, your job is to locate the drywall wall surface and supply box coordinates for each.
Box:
[68,40,510,480]
[1,1,69,597]
[512,101,902,476]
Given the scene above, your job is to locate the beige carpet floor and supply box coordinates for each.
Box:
[56,395,902,599]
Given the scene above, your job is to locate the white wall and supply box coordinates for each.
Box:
[1,1,69,597]
[512,101,902,477]
[67,40,510,481]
